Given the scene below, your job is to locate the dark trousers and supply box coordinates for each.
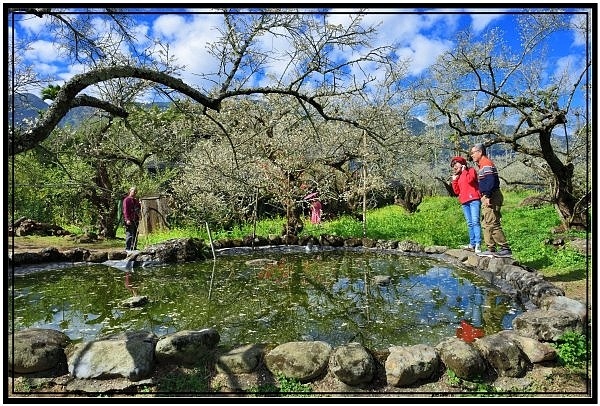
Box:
[125,222,139,251]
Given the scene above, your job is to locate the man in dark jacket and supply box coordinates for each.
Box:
[123,187,141,251]
[470,144,512,258]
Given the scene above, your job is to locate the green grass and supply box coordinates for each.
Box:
[35,191,590,280]
[246,373,312,397]
[306,197,468,247]
[155,366,212,393]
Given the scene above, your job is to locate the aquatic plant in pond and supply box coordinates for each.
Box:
[9,249,524,350]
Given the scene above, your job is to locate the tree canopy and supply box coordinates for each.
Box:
[7,8,592,233]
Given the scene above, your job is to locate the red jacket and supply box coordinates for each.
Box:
[451,167,481,204]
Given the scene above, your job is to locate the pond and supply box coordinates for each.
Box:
[9,248,525,350]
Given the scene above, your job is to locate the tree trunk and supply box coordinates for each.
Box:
[552,166,588,231]
[395,185,423,213]
[138,196,170,235]
[539,129,588,231]
[86,163,117,238]
[436,177,456,197]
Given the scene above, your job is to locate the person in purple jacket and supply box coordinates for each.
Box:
[122,186,141,251]
[451,156,482,253]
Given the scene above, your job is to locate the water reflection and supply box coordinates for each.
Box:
[124,272,137,296]
[8,250,524,349]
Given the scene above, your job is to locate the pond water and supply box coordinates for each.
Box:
[9,248,524,350]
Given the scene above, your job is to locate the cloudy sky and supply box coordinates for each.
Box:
[9,6,590,112]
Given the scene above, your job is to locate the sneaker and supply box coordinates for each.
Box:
[474,244,481,254]
[494,249,513,258]
[477,250,495,257]
[462,244,475,251]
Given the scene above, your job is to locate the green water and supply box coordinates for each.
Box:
[8,249,524,350]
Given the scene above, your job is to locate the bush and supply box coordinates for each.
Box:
[554,331,589,369]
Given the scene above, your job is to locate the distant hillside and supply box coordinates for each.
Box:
[8,92,97,128]
[9,93,429,138]
[406,116,426,135]
[8,93,49,124]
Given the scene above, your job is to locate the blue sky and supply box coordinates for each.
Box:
[8,6,590,116]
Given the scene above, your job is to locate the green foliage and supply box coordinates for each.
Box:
[139,226,206,247]
[247,373,312,397]
[9,151,96,226]
[276,373,312,394]
[246,383,281,396]
[553,331,588,369]
[41,84,61,101]
[155,367,211,393]
[316,214,365,238]
[445,369,500,395]
[12,377,52,392]
[446,369,462,386]
[501,204,588,276]
[212,218,284,240]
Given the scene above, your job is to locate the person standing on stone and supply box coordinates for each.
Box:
[122,186,141,251]
[450,155,482,253]
[470,144,512,258]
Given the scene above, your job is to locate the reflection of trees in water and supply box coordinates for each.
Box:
[12,252,524,348]
[11,266,123,331]
[482,291,520,332]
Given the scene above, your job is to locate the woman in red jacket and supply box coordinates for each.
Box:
[451,156,482,253]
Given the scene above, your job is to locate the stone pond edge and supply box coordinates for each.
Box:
[7,236,590,395]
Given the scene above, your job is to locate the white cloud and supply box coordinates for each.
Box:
[29,62,59,76]
[570,13,588,47]
[469,12,504,34]
[254,26,296,86]
[27,40,63,64]
[58,63,86,82]
[366,13,457,76]
[552,54,584,85]
[405,34,453,75]
[151,13,223,90]
[153,14,189,40]
[16,13,50,35]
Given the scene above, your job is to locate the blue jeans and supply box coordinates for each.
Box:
[461,199,482,247]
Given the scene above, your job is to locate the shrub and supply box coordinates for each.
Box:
[554,331,588,369]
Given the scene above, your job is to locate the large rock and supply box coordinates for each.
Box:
[67,331,157,381]
[329,342,375,386]
[473,333,530,377]
[538,295,587,323]
[9,328,71,374]
[496,331,556,363]
[135,238,208,265]
[216,343,265,374]
[435,337,487,381]
[385,344,439,387]
[155,328,220,366]
[512,309,584,341]
[264,341,332,383]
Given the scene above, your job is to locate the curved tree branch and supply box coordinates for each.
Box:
[9,66,222,156]
[71,94,129,117]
